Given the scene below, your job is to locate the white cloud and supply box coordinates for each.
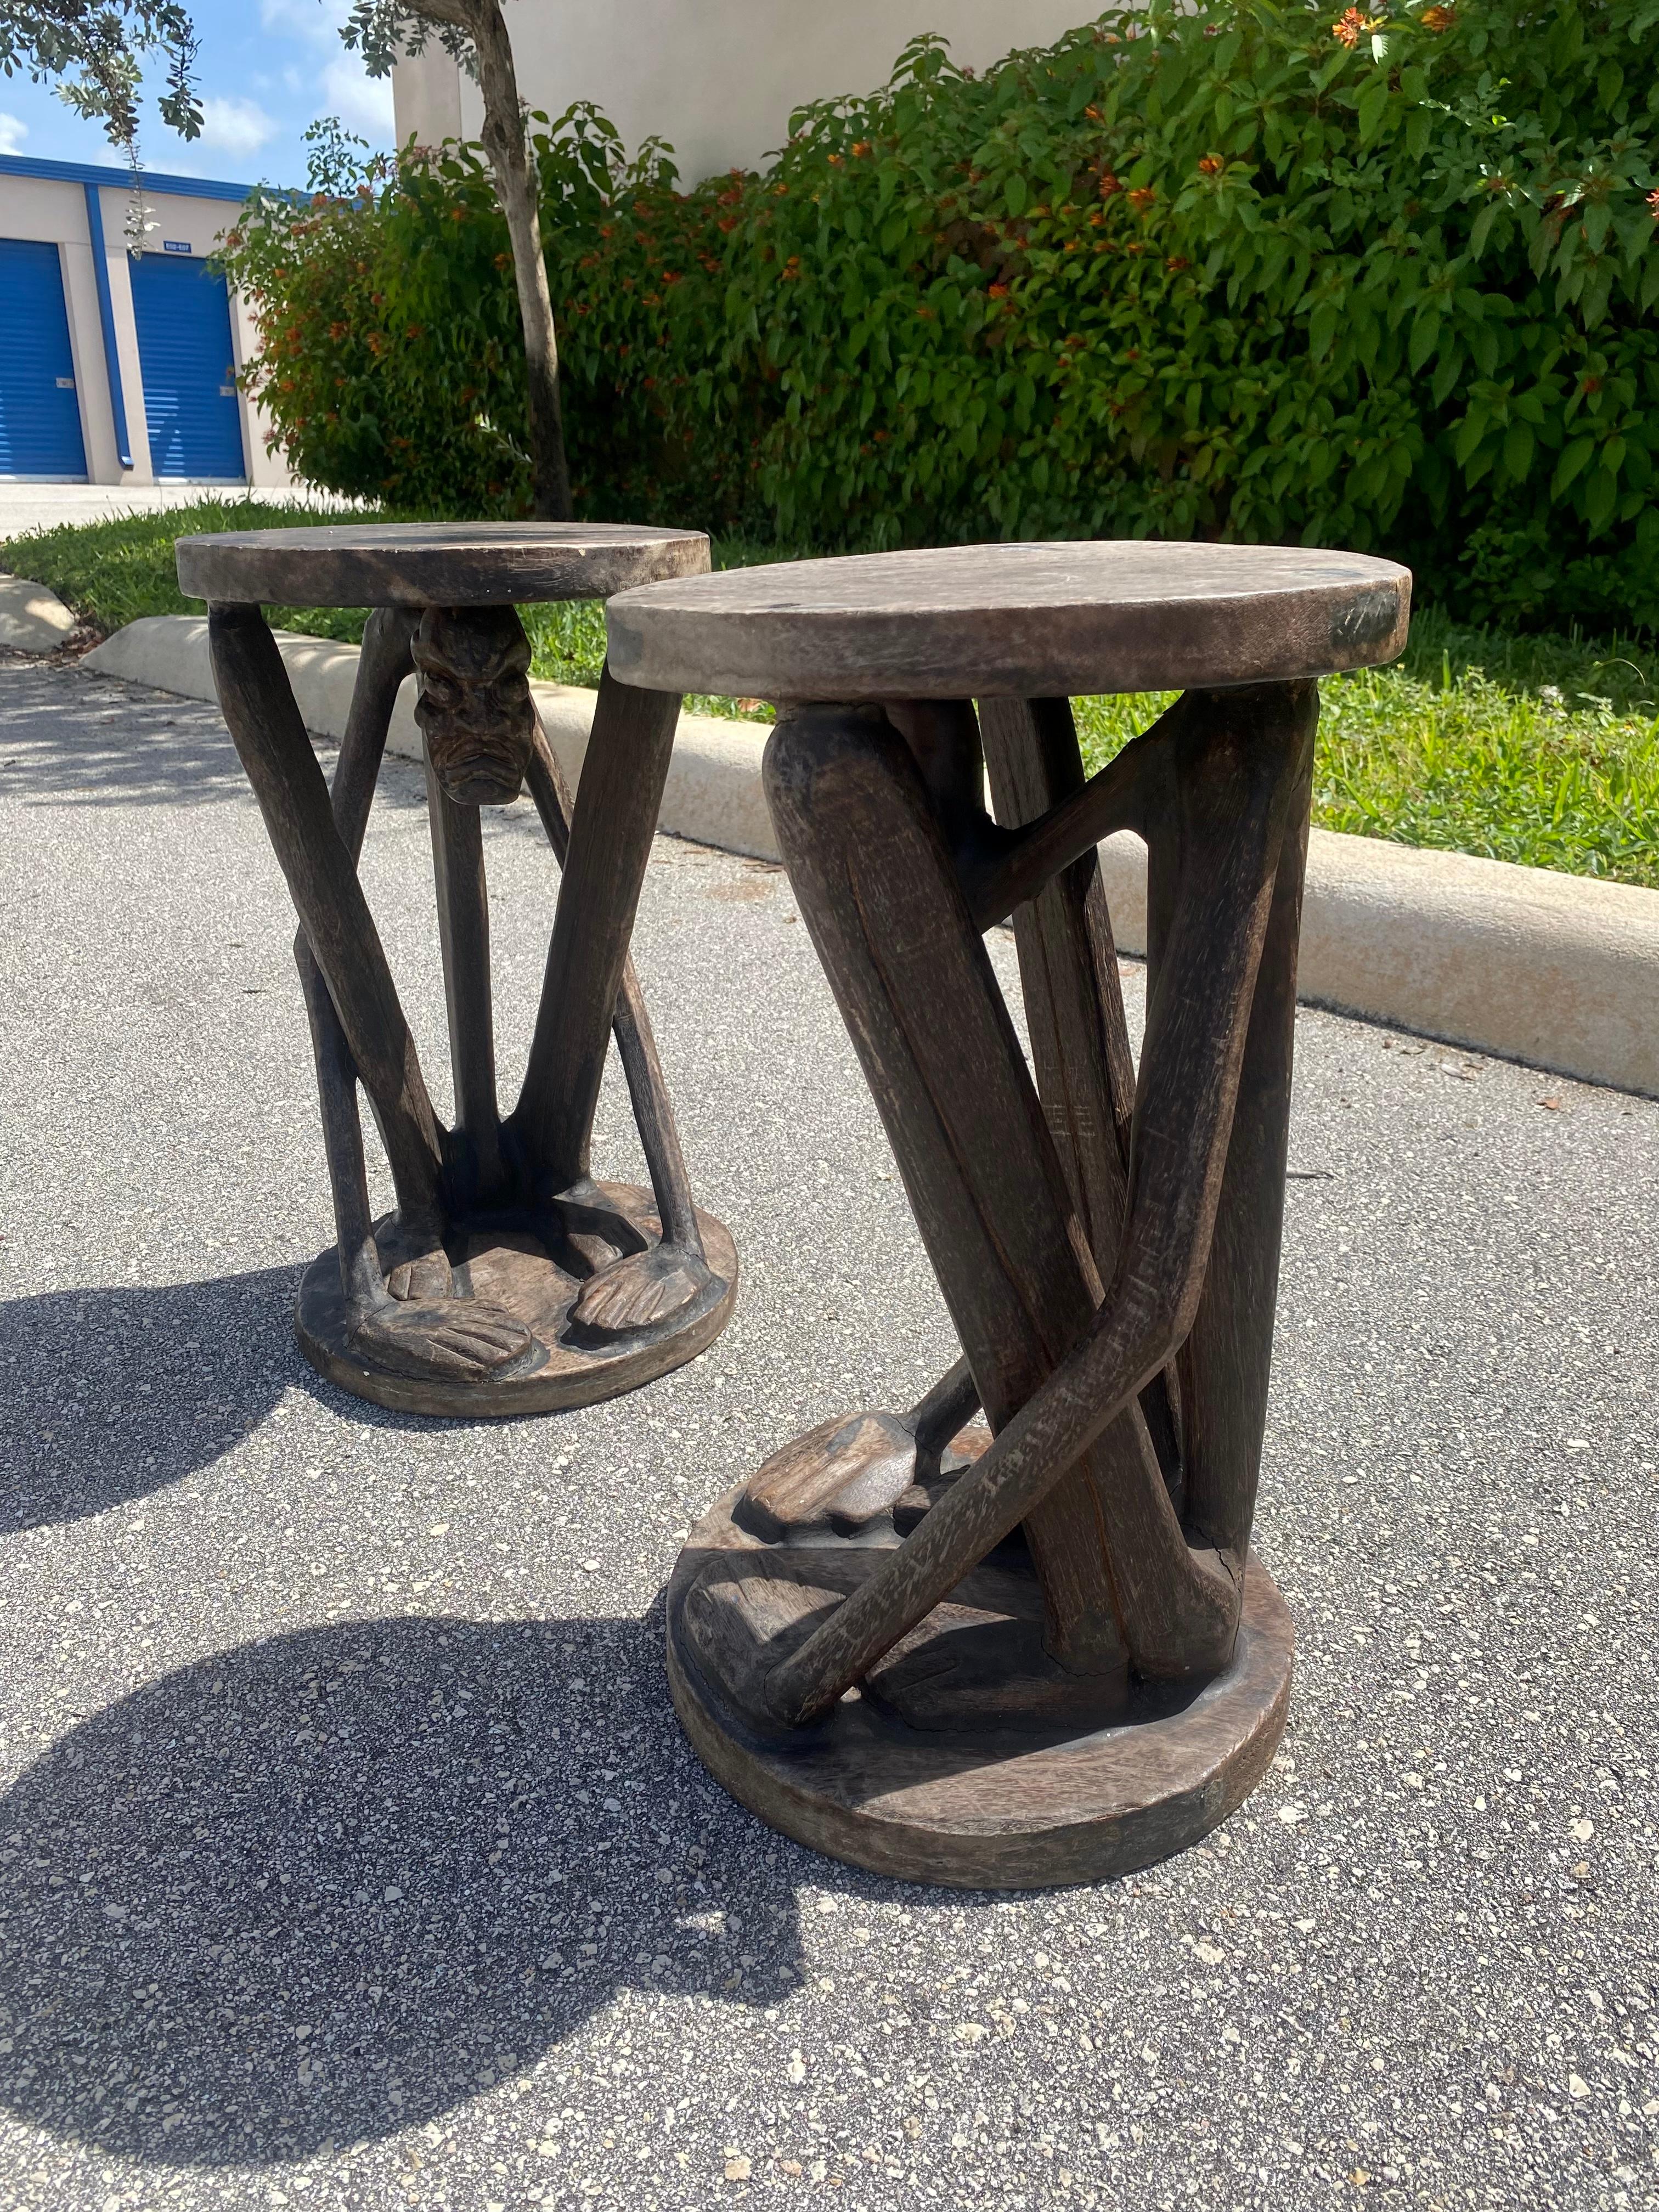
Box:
[321,54,395,140]
[260,0,352,47]
[199,94,281,156]
[0,112,28,155]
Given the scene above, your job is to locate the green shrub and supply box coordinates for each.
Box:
[219,0,1659,629]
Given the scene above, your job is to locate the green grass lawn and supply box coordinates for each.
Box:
[6,498,1656,889]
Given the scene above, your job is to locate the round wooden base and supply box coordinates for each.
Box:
[666,1472,1293,1891]
[296,1182,737,1418]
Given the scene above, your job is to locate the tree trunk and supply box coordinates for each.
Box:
[467,0,573,521]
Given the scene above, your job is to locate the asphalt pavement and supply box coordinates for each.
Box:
[0,658,1655,2212]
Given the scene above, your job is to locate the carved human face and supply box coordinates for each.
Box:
[412,605,535,806]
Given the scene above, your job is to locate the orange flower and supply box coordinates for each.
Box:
[1126,186,1157,212]
[988,281,1009,296]
[1332,7,1368,43]
[1198,155,1225,177]
[1420,4,1455,25]
[1099,171,1122,198]
[1648,187,1659,221]
[1166,256,1190,270]
[851,140,872,157]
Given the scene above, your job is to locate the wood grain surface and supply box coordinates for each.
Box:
[178,522,709,608]
[606,540,1410,701]
[297,1187,738,1419]
[666,1480,1293,1891]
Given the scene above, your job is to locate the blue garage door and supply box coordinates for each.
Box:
[0,239,89,478]
[130,252,246,480]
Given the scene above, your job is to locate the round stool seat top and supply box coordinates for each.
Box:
[176,521,710,609]
[606,540,1410,701]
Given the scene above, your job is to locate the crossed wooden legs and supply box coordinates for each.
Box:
[210,601,735,1414]
[667,679,1313,1885]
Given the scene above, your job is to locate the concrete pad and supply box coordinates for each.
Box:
[0,572,77,651]
[0,484,348,540]
[83,614,1659,1094]
[0,659,1655,2211]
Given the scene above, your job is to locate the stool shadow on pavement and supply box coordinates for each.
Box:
[0,1269,300,1532]
[0,675,253,809]
[0,1613,808,2166]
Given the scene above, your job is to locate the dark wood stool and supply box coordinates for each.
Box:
[178,522,737,1418]
[607,540,1410,1888]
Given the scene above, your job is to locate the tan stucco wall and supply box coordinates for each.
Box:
[394,2,1110,183]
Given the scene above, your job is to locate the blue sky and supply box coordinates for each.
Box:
[0,0,398,188]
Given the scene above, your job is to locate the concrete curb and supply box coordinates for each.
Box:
[81,613,1659,1097]
[0,572,78,651]
[81,614,780,862]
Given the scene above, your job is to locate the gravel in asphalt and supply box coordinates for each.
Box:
[0,659,1655,2212]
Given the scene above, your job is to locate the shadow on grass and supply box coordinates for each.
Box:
[0,1612,811,2164]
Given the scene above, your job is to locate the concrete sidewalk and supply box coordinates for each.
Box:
[0,484,347,541]
[0,660,1656,2212]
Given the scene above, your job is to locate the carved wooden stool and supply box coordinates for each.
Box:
[178,522,737,1418]
[607,541,1410,1888]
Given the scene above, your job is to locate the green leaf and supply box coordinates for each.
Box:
[1584,467,1617,531]
[1549,436,1595,498]
[1409,312,1442,374]
[1453,408,1487,467]
[1356,76,1390,145]
[1406,109,1431,160]
[1004,173,1028,217]
[1469,199,1500,257]
[1308,298,1340,360]
[1502,421,1534,481]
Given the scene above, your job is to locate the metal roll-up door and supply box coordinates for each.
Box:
[0,239,89,479]
[129,251,247,481]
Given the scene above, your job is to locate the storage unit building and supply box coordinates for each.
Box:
[0,236,89,478]
[0,155,293,488]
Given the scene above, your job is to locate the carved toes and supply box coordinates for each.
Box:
[570,1245,713,1335]
[349,1297,539,1383]
[386,1250,454,1301]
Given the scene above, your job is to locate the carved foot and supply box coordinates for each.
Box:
[570,1243,716,1336]
[347,1296,539,1383]
[376,1217,455,1302]
[550,1176,639,1276]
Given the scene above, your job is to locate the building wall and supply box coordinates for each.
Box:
[0,167,292,487]
[393,1,1107,183]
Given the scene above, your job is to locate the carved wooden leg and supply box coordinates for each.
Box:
[761,702,1127,1676]
[212,603,447,1212]
[425,761,508,1212]
[292,606,417,1312]
[1171,716,1316,1559]
[978,695,1184,1499]
[513,684,722,1336]
[211,603,534,1387]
